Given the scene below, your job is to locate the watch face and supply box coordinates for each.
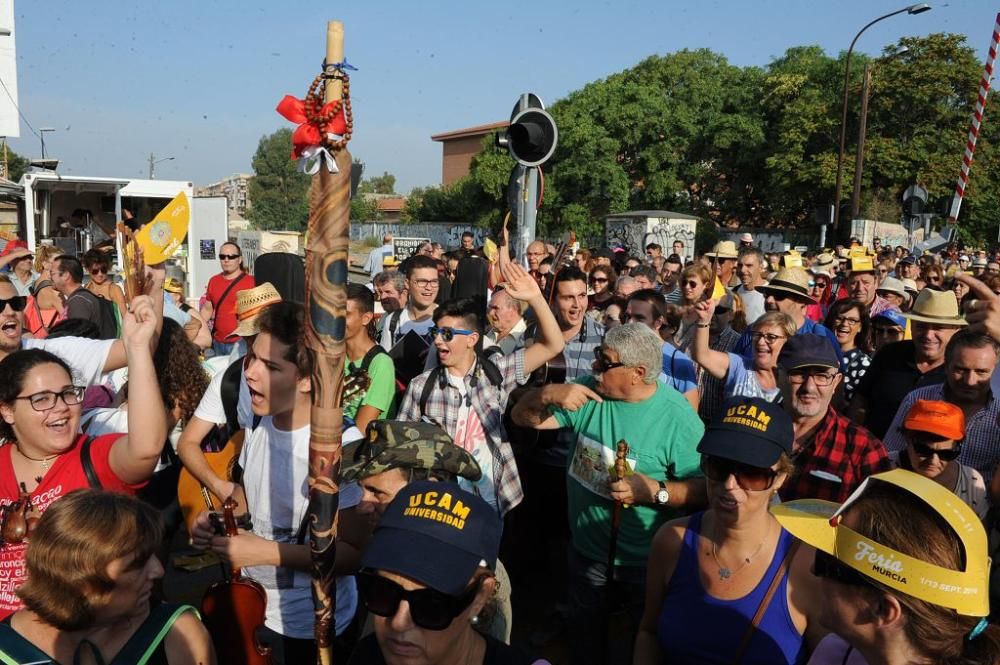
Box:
[656,489,669,504]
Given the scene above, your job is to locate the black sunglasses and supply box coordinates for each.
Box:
[700,455,777,492]
[813,550,870,587]
[0,296,27,313]
[358,571,480,630]
[218,253,240,260]
[89,267,108,275]
[908,438,962,462]
[592,347,625,373]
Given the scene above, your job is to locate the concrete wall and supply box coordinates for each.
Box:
[605,217,698,260]
[352,222,487,249]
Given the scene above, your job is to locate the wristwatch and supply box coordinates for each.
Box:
[655,481,670,506]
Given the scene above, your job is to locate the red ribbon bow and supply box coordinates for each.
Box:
[276,95,347,159]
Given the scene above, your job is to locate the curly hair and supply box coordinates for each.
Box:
[152,318,210,423]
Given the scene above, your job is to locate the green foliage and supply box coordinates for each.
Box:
[350,195,381,222]
[4,146,28,183]
[246,128,310,232]
[358,171,396,195]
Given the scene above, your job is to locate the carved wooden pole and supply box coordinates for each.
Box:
[304,20,350,665]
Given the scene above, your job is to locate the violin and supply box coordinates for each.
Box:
[200,497,272,665]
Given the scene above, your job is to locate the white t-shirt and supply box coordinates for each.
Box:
[446,374,497,511]
[81,407,182,473]
[24,337,115,387]
[237,386,362,639]
[193,360,253,428]
[378,308,435,349]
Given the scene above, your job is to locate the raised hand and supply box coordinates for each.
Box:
[123,294,157,348]
[956,273,1000,343]
[694,298,717,324]
[499,260,543,303]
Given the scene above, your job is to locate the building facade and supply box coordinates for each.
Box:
[195,173,252,218]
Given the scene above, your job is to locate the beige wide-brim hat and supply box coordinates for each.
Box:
[901,289,967,326]
[757,267,817,303]
[876,276,907,298]
[705,240,739,259]
[232,282,283,337]
[809,253,836,277]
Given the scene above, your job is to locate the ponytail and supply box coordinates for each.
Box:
[945,622,1000,665]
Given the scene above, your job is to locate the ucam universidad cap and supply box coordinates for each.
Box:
[697,397,793,468]
[772,469,989,616]
[361,481,502,597]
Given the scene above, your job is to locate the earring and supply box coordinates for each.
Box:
[471,614,480,626]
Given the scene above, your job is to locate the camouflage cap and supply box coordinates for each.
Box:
[341,420,483,483]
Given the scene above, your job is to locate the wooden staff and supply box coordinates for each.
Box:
[603,440,629,661]
[304,20,350,665]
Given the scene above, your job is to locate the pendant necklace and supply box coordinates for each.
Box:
[14,444,58,484]
[711,521,769,581]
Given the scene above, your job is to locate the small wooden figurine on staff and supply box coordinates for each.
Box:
[276,20,355,665]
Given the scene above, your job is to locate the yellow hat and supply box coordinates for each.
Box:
[773,469,989,616]
[163,277,185,295]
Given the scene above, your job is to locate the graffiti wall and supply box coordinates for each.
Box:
[605,216,698,259]
[851,219,924,249]
[351,222,487,249]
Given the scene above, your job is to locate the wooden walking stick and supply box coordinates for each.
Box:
[602,440,629,662]
[275,19,355,664]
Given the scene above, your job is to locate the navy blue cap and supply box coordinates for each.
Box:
[361,481,501,596]
[899,255,917,265]
[873,309,907,329]
[698,397,794,467]
[777,333,840,371]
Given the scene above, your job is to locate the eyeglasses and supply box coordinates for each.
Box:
[786,370,837,386]
[833,316,861,327]
[906,435,962,462]
[0,296,27,313]
[813,550,870,587]
[428,326,473,342]
[590,277,608,284]
[89,267,108,275]
[700,455,778,491]
[218,253,240,260]
[750,332,786,345]
[873,326,903,336]
[15,386,85,412]
[410,278,439,290]
[592,348,626,373]
[358,571,480,631]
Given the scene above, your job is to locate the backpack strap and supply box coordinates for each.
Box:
[110,604,198,665]
[387,309,402,346]
[478,347,504,388]
[212,273,250,342]
[0,621,55,664]
[81,436,102,490]
[418,367,444,415]
[358,345,388,373]
[219,357,244,435]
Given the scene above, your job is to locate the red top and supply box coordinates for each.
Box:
[0,434,141,619]
[205,271,255,343]
[781,407,892,504]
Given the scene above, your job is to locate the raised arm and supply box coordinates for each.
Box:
[688,299,732,380]
[498,260,564,374]
[101,265,166,373]
[108,295,169,484]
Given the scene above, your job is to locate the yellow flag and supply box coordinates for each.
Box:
[134,192,190,264]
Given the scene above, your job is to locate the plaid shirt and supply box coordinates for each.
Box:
[397,349,528,516]
[881,384,1000,476]
[868,294,898,319]
[783,407,891,503]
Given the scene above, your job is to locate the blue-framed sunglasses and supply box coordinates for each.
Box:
[428,326,474,342]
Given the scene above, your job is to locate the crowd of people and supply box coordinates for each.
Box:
[0,228,996,665]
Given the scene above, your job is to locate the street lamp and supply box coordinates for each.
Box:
[833,3,931,237]
[38,127,55,159]
[148,153,175,179]
[850,46,909,219]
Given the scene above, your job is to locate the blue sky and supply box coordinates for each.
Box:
[4,1,997,193]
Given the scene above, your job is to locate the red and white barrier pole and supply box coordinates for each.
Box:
[948,12,1000,223]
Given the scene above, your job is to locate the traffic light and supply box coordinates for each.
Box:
[506,108,558,167]
[901,184,928,217]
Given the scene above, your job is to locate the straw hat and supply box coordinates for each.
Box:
[705,240,739,260]
[232,282,283,337]
[901,289,967,326]
[809,253,836,277]
[757,267,816,303]
[900,278,919,294]
[163,277,185,295]
[875,276,906,298]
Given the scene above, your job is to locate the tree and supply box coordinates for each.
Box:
[350,195,381,222]
[3,146,28,183]
[246,128,310,232]
[358,171,397,195]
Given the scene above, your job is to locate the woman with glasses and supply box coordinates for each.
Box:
[774,470,999,665]
[82,248,126,318]
[0,490,215,664]
[0,295,166,620]
[870,310,907,352]
[634,397,822,665]
[348,481,548,665]
[587,264,617,313]
[574,248,593,274]
[675,263,714,346]
[689,299,794,405]
[891,399,987,519]
[823,299,872,410]
[921,263,945,290]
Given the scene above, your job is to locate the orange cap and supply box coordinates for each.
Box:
[903,400,965,441]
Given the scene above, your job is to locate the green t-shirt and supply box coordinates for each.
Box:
[552,376,704,567]
[344,349,398,422]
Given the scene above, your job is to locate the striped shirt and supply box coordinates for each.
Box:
[881,384,1000,476]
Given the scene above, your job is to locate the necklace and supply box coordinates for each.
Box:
[710,521,770,581]
[13,444,58,471]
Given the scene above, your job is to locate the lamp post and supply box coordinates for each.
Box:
[833,3,931,238]
[850,46,909,219]
[148,153,175,179]
[38,127,55,159]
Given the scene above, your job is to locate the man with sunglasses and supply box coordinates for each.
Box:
[201,241,254,357]
[776,334,890,503]
[511,322,705,665]
[879,329,1000,478]
[397,258,565,517]
[51,255,118,340]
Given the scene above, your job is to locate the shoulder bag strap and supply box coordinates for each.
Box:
[731,540,800,665]
[211,273,248,338]
[110,604,198,665]
[80,436,102,490]
[0,621,57,665]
